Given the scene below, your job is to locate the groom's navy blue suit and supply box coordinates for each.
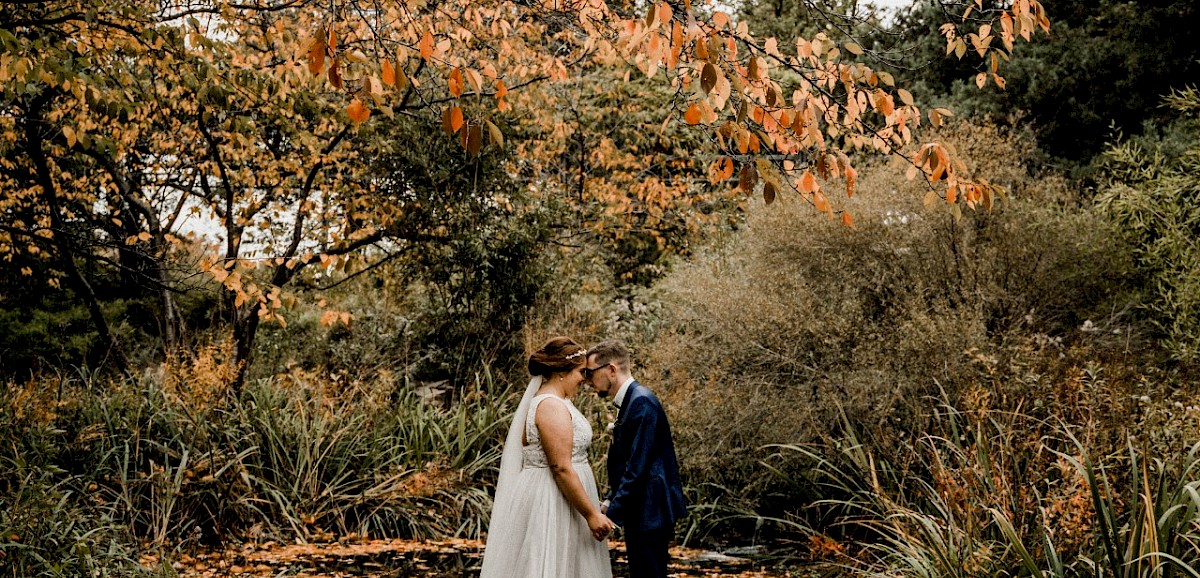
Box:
[605,381,686,578]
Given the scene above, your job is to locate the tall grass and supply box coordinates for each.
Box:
[759,398,1200,578]
[0,360,520,574]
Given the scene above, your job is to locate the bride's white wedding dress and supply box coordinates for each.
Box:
[480,387,612,578]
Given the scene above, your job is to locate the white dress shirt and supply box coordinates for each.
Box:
[611,376,636,409]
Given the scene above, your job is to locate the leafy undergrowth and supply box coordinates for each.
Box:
[144,538,805,577]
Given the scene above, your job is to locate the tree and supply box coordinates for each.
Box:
[882,0,1200,171]
[1,0,1051,377]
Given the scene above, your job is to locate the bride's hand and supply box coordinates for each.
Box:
[588,512,615,541]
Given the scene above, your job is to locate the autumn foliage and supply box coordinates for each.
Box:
[0,0,1050,377]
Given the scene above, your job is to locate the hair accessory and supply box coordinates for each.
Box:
[565,349,587,360]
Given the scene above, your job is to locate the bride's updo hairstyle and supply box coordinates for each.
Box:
[528,336,587,377]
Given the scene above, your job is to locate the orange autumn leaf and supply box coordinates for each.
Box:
[448,68,463,97]
[419,30,434,61]
[465,123,483,155]
[382,60,395,86]
[799,170,817,194]
[684,102,702,125]
[442,106,465,134]
[346,98,370,124]
[307,37,326,75]
[814,191,831,214]
[717,156,735,181]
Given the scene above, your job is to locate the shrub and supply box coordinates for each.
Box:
[641,120,1137,539]
[1097,88,1200,365]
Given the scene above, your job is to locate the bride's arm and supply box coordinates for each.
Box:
[536,402,615,541]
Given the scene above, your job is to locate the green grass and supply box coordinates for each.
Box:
[0,366,519,574]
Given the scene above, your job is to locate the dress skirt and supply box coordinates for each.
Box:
[479,460,612,578]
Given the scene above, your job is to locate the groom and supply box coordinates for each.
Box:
[585,340,686,578]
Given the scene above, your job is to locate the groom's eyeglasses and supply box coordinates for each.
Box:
[582,364,611,380]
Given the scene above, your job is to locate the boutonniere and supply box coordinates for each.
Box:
[606,420,616,432]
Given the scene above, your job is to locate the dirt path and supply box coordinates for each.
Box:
[148,538,800,577]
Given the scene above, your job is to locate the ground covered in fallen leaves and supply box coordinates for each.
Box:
[143,537,811,577]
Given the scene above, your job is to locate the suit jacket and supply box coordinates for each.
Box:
[605,381,686,532]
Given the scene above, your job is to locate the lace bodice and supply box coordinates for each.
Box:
[522,394,592,469]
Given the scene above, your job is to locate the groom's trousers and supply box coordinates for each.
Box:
[624,526,672,578]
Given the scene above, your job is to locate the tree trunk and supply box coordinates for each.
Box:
[231,303,260,391]
[26,92,130,373]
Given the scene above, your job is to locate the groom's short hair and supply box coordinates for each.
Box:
[589,339,631,371]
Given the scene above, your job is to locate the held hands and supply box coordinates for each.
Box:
[587,511,616,541]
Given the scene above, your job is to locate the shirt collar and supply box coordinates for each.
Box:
[612,377,636,409]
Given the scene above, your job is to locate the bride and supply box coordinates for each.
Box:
[479,336,615,578]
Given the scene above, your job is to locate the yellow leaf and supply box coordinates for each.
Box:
[465,69,483,94]
[975,72,987,89]
[62,126,76,148]
[845,42,863,56]
[346,98,370,125]
[897,88,914,106]
[138,231,152,242]
[483,120,503,149]
[993,73,1006,89]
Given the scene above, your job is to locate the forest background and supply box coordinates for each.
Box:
[3,0,1200,576]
